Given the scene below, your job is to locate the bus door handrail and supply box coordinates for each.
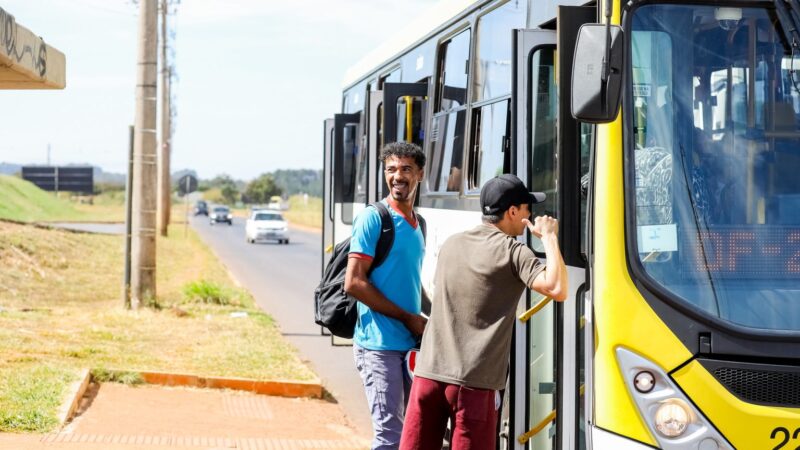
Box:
[517,384,585,444]
[518,295,553,322]
[518,410,556,444]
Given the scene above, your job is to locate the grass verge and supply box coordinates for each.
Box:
[282,195,321,230]
[0,175,125,223]
[0,220,316,433]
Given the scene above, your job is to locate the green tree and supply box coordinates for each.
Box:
[244,173,283,204]
[271,169,322,197]
[204,174,239,205]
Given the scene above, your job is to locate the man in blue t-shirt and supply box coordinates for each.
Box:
[344,142,427,450]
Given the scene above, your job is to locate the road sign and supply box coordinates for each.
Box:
[177,174,198,195]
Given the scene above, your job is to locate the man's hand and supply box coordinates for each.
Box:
[403,313,428,336]
[523,215,558,238]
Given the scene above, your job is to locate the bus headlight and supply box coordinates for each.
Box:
[654,399,693,437]
[616,347,733,449]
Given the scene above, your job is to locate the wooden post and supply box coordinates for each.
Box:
[158,0,172,237]
[131,0,159,309]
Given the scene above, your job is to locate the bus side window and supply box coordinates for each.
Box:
[466,1,525,191]
[429,30,470,193]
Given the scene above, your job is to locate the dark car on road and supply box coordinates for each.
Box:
[194,200,208,216]
[210,205,233,225]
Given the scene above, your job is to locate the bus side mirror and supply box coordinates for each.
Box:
[571,24,623,123]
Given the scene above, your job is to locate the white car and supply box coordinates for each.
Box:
[245,211,289,244]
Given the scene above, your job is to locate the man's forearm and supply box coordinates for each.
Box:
[347,278,414,323]
[541,233,568,301]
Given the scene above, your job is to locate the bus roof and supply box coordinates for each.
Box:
[341,0,479,89]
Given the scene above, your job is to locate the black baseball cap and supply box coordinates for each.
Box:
[480,174,546,215]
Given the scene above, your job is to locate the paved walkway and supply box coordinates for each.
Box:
[0,383,370,450]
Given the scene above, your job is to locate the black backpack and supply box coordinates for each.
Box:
[314,202,426,338]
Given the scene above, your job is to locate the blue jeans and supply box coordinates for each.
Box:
[354,344,412,450]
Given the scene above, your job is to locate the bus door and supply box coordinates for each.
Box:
[330,112,361,345]
[321,118,335,337]
[322,118,335,275]
[510,28,558,450]
[511,7,595,449]
[367,90,384,203]
[380,82,429,200]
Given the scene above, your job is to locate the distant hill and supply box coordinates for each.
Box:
[0,162,21,175]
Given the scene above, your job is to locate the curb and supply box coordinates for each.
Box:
[57,368,92,426]
[106,370,323,399]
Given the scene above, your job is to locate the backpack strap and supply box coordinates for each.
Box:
[369,201,394,273]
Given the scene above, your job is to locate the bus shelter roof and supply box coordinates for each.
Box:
[0,7,66,89]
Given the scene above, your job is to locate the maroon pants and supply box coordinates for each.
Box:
[399,376,497,450]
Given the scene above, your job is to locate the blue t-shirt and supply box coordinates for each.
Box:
[349,200,425,351]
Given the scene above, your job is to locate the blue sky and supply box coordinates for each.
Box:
[0,0,435,180]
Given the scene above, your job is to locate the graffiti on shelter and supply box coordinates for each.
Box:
[0,7,48,77]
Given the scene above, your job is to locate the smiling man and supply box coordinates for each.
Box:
[344,142,428,450]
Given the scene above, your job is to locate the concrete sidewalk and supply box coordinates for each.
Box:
[0,383,370,450]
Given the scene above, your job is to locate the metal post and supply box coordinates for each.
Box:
[123,125,134,308]
[131,0,159,309]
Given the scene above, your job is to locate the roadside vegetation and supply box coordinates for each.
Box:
[0,186,316,432]
[0,175,125,223]
[282,194,322,229]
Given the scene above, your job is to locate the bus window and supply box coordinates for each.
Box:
[580,122,594,257]
[354,116,369,205]
[395,95,427,147]
[436,30,470,112]
[429,29,471,193]
[341,122,359,224]
[379,68,401,88]
[469,100,511,190]
[465,3,524,192]
[429,110,467,192]
[473,1,525,102]
[529,47,558,253]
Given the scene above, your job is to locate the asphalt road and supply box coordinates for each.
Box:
[190,215,371,435]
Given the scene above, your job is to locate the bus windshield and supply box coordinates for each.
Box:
[629,4,800,332]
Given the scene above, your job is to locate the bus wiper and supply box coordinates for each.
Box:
[774,0,800,93]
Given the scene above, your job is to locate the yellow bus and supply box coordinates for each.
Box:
[322,0,800,448]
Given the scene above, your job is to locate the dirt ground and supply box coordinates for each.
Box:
[0,383,370,450]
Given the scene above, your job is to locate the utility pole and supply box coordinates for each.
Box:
[157,0,171,237]
[131,0,158,309]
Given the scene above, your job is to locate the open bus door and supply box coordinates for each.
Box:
[510,28,558,450]
[321,118,335,337]
[322,118,335,276]
[329,112,361,345]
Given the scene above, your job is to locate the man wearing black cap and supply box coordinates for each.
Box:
[399,174,567,450]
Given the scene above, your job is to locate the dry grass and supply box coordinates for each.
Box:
[0,221,316,432]
[282,195,321,230]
